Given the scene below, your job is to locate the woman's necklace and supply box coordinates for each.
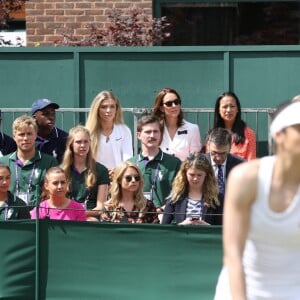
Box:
[102,127,113,143]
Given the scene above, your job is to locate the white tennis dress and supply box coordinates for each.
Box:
[214,156,300,300]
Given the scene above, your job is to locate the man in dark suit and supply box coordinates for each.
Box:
[206,127,245,224]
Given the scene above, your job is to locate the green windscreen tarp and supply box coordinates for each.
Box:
[0,221,36,299]
[0,220,223,300]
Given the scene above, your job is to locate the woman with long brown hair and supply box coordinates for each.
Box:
[162,152,220,225]
[153,87,202,161]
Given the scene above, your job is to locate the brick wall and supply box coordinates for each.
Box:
[26,0,152,46]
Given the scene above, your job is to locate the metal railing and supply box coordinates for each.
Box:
[0,107,275,156]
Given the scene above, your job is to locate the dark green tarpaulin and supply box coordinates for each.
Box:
[0,220,222,300]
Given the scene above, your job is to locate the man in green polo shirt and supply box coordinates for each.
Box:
[0,115,58,207]
[128,115,181,212]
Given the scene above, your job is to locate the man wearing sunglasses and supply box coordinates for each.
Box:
[128,114,181,216]
[206,127,244,223]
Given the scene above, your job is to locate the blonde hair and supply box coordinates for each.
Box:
[42,166,68,200]
[61,125,97,190]
[169,152,219,208]
[85,90,124,159]
[109,161,146,213]
[13,115,37,134]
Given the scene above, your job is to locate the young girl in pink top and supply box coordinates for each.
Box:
[31,167,86,221]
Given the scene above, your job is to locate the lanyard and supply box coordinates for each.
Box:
[151,161,161,189]
[4,202,10,221]
[15,161,36,194]
[0,201,11,221]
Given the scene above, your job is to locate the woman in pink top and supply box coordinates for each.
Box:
[31,167,86,221]
[212,91,256,160]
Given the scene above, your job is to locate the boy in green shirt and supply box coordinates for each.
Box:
[129,115,181,212]
[0,115,58,207]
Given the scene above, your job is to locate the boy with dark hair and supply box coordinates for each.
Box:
[129,115,181,213]
[31,98,68,163]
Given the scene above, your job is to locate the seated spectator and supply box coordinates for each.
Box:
[32,98,68,163]
[61,125,110,221]
[0,115,58,207]
[85,90,133,181]
[0,163,30,220]
[31,167,86,221]
[0,110,17,156]
[153,87,202,161]
[100,161,159,223]
[211,91,256,160]
[162,152,221,225]
[128,114,181,213]
[205,127,245,224]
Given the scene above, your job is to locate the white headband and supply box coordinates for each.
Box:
[270,101,300,138]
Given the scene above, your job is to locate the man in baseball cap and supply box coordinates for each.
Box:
[31,98,59,115]
[31,98,68,163]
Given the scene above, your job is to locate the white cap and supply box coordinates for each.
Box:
[270,101,300,138]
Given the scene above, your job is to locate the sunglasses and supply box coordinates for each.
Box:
[163,99,181,107]
[124,175,141,182]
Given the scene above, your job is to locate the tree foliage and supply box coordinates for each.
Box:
[0,0,25,46]
[56,6,171,46]
[0,0,24,28]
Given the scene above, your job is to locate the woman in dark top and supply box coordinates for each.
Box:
[162,152,221,225]
[61,125,110,221]
[0,163,30,220]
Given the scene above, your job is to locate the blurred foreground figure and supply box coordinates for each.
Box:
[214,100,300,300]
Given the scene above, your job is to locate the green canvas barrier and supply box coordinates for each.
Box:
[0,220,222,300]
[0,221,36,299]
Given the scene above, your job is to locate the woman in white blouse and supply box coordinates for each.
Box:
[153,87,202,161]
[85,90,133,180]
